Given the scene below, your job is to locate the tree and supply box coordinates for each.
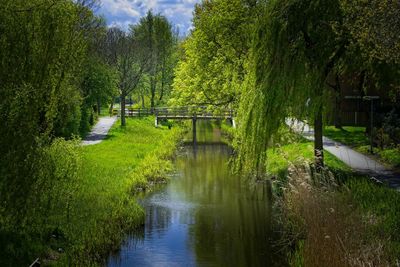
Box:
[170,0,258,108]
[0,0,100,246]
[132,11,177,107]
[104,27,148,126]
[236,0,346,175]
[341,0,400,65]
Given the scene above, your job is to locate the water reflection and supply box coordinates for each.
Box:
[108,124,279,267]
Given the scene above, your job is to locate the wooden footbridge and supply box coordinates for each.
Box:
[120,106,236,143]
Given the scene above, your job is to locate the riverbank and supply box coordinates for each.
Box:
[266,136,400,266]
[72,117,183,265]
[13,117,183,266]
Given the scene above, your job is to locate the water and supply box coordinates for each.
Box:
[107,123,279,267]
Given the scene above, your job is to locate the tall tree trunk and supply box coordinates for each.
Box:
[333,74,342,128]
[109,98,114,116]
[121,94,126,126]
[150,76,156,108]
[97,98,101,115]
[159,76,164,102]
[314,107,324,170]
[141,94,145,108]
[159,61,166,102]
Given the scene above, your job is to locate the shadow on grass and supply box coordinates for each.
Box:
[324,126,369,148]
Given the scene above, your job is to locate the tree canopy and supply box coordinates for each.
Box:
[170,0,258,108]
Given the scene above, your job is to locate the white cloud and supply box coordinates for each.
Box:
[97,0,201,35]
[100,0,141,18]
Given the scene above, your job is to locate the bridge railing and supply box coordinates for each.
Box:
[121,106,236,118]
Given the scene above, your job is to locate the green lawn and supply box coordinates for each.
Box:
[325,126,400,168]
[266,139,350,179]
[324,126,369,147]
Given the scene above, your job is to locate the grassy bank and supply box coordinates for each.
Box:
[2,117,184,266]
[324,126,400,168]
[267,137,400,266]
[67,117,183,265]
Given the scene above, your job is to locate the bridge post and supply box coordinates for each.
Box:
[232,118,236,128]
[155,117,158,127]
[192,117,197,145]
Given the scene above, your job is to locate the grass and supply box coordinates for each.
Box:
[324,126,369,147]
[47,117,183,266]
[266,139,351,180]
[324,126,400,168]
[267,132,400,266]
[346,178,400,262]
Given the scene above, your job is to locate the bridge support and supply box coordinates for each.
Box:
[192,117,197,145]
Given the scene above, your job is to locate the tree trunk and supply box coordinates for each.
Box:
[334,74,342,129]
[109,99,114,116]
[141,94,145,108]
[334,95,342,129]
[121,94,126,126]
[159,62,165,102]
[150,76,156,108]
[97,98,101,115]
[314,107,324,170]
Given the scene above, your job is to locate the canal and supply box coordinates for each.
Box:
[107,123,281,266]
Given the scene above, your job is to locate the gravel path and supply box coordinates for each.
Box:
[82,116,117,146]
[289,119,400,190]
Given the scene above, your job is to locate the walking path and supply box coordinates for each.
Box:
[289,119,400,190]
[82,116,117,146]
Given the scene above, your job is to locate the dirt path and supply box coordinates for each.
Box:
[82,116,117,146]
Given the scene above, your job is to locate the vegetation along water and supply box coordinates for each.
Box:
[1,0,400,266]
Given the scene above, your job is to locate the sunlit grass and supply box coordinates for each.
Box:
[56,117,183,265]
[266,140,350,178]
[325,126,400,168]
[324,126,369,147]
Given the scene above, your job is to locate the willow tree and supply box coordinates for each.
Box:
[237,0,346,175]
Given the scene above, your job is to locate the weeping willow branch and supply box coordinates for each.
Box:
[235,0,344,177]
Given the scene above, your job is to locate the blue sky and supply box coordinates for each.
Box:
[95,0,201,35]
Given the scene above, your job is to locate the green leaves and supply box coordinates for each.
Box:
[170,0,257,108]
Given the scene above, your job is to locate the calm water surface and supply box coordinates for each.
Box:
[107,124,279,267]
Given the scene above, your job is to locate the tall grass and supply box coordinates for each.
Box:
[280,165,390,267]
[266,135,399,266]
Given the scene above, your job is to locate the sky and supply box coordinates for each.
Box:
[95,0,201,36]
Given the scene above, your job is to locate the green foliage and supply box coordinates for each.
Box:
[0,117,183,265]
[266,138,350,180]
[0,0,100,234]
[235,0,344,175]
[132,11,178,107]
[0,138,82,266]
[341,0,400,65]
[378,148,400,167]
[78,57,117,136]
[170,0,257,107]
